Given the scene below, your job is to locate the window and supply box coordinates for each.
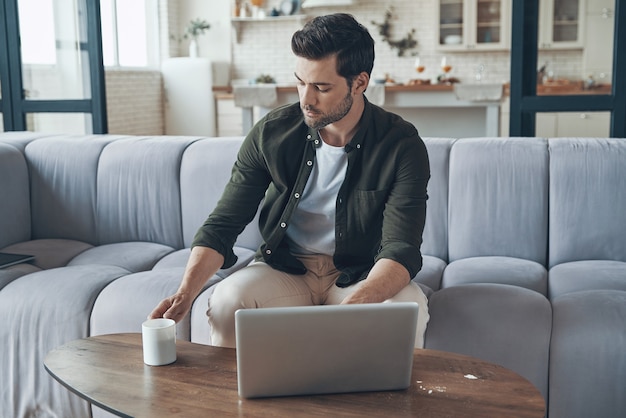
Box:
[18,0,56,65]
[100,0,160,67]
[1,0,107,132]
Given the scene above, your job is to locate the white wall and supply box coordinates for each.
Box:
[188,0,585,86]
[176,0,232,67]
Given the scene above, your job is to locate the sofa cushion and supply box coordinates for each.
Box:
[0,264,130,418]
[412,254,447,292]
[153,246,256,278]
[95,136,197,248]
[548,260,626,299]
[442,256,548,295]
[91,268,186,340]
[420,138,455,262]
[24,135,121,244]
[179,137,263,252]
[0,142,31,249]
[90,267,224,342]
[1,238,93,269]
[68,241,174,272]
[447,138,549,265]
[548,138,626,268]
[0,130,54,151]
[549,290,626,418]
[424,283,551,400]
[0,263,40,291]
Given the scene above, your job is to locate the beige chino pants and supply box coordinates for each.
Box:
[207,254,429,348]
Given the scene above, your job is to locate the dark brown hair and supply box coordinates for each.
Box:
[291,13,375,84]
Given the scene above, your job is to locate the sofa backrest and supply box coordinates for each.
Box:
[447,137,549,265]
[95,136,198,248]
[180,137,262,251]
[24,135,120,245]
[0,142,31,249]
[11,133,623,269]
[421,138,456,262]
[21,134,198,250]
[548,137,626,268]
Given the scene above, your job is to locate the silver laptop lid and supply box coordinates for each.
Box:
[235,302,419,398]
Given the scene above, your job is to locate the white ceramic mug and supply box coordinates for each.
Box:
[142,318,176,366]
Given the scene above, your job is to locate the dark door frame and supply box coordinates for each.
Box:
[509,0,625,137]
[0,0,108,133]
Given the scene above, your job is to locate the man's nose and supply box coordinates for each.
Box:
[299,85,316,106]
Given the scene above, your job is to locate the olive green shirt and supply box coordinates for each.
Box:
[192,99,430,287]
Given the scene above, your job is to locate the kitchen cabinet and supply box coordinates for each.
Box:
[538,0,586,49]
[437,0,510,51]
[582,0,614,81]
[536,111,610,137]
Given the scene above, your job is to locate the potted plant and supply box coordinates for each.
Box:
[183,18,211,57]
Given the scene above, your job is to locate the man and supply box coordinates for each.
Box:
[150,13,430,348]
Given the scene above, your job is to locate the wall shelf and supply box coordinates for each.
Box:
[231,15,308,43]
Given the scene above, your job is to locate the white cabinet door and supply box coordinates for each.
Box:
[437,0,509,51]
[556,112,611,137]
[536,113,558,137]
[582,0,614,81]
[539,0,586,49]
[536,112,610,137]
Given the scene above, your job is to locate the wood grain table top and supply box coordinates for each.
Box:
[44,333,545,418]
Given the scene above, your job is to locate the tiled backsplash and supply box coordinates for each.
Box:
[230,0,582,85]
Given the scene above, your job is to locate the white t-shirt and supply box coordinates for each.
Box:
[285,138,348,255]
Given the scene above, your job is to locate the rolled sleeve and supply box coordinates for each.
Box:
[375,133,430,278]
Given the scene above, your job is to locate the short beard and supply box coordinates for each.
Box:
[303,91,354,130]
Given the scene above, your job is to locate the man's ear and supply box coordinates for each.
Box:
[353,72,370,94]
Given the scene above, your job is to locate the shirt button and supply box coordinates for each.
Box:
[294,193,300,198]
[265,249,272,255]
[307,134,311,139]
[356,144,361,149]
[280,222,287,228]
[314,139,320,145]
[338,232,343,238]
[306,160,313,166]
[338,197,343,204]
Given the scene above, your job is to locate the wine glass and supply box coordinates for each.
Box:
[441,56,452,75]
[414,57,425,75]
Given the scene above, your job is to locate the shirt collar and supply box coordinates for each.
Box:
[305,97,372,153]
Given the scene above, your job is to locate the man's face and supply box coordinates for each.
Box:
[294,55,354,130]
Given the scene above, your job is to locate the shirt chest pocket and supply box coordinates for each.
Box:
[352,189,389,234]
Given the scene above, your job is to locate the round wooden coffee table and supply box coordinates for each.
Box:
[45,333,545,417]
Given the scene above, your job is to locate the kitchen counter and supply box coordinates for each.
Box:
[214,81,614,138]
[217,83,504,138]
[212,83,456,99]
[215,81,612,98]
[503,82,612,96]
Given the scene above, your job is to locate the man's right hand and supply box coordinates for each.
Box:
[148,246,225,323]
[149,292,193,323]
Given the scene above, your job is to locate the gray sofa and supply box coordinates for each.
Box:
[1,131,625,418]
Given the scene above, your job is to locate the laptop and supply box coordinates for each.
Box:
[0,252,35,269]
[235,302,419,398]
